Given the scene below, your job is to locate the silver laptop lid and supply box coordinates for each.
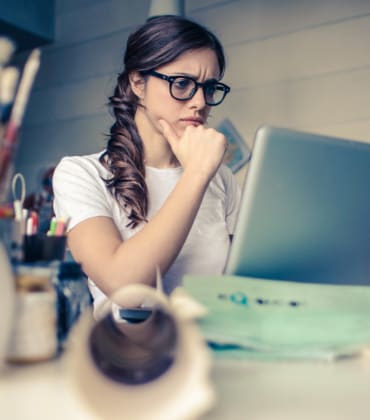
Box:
[225,125,370,285]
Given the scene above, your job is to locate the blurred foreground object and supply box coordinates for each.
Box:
[66,282,215,420]
[0,242,15,371]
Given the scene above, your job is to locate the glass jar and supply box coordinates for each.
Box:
[7,263,59,364]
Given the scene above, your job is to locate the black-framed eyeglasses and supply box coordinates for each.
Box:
[142,70,230,106]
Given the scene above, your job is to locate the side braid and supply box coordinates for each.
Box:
[100,71,148,228]
[99,16,226,229]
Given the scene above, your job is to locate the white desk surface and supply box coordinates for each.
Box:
[1,353,370,420]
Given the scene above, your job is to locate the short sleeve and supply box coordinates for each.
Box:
[219,165,242,234]
[53,155,114,231]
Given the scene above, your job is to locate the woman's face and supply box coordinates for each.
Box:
[136,48,221,137]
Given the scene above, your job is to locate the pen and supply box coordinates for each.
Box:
[47,216,57,236]
[25,216,33,236]
[25,211,39,235]
[54,218,66,236]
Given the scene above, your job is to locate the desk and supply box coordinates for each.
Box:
[1,354,370,420]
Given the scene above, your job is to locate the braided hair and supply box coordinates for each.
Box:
[99,15,226,228]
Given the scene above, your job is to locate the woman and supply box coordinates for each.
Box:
[53,15,241,317]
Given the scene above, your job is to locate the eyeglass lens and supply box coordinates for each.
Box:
[171,76,227,105]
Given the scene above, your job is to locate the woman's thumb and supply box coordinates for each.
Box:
[158,119,179,147]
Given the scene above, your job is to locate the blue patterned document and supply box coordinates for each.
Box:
[183,275,370,361]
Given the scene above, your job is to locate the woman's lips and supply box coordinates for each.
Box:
[180,118,204,126]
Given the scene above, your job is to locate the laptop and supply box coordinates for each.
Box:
[224,125,370,285]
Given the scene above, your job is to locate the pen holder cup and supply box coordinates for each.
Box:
[23,235,67,263]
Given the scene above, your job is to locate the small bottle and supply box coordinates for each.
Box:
[55,261,92,349]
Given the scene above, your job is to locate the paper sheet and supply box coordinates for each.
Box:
[183,275,370,361]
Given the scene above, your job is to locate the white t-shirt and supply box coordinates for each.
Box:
[53,151,241,315]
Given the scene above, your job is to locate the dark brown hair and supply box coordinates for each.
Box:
[100,15,226,228]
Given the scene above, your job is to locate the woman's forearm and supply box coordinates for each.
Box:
[68,168,210,296]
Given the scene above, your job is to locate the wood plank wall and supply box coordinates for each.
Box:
[15,0,370,190]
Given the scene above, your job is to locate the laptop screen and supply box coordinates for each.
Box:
[225,126,370,285]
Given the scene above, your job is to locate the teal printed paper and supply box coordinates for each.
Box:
[183,275,370,360]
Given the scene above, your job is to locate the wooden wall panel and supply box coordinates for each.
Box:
[15,0,370,191]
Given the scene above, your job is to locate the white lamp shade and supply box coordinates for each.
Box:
[148,0,185,18]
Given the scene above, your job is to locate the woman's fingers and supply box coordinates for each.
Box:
[158,118,227,181]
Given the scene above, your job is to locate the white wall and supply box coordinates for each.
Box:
[15,0,370,191]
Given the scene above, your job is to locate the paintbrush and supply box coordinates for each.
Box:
[0,37,16,112]
[0,48,41,200]
[5,49,41,136]
[0,37,16,201]
[0,66,19,124]
[0,37,15,71]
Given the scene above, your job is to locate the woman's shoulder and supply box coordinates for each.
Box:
[217,163,234,178]
[212,163,237,190]
[55,151,108,177]
[57,151,104,167]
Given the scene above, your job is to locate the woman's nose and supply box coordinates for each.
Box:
[188,86,207,109]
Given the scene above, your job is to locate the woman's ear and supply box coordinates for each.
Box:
[128,71,145,99]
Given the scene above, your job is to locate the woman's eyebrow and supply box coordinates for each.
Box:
[169,72,220,83]
[204,77,220,83]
